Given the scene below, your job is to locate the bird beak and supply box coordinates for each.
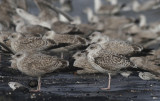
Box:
[82,50,89,54]
[3,38,9,42]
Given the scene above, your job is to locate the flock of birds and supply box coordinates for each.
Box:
[1,0,160,92]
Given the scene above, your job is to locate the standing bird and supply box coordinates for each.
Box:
[8,32,55,52]
[86,44,136,90]
[12,51,69,92]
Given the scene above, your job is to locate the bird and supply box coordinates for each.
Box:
[86,44,136,90]
[12,51,69,92]
[33,0,58,24]
[0,31,12,48]
[91,35,144,55]
[43,31,88,45]
[0,0,15,30]
[8,32,55,52]
[51,21,79,34]
[89,32,110,44]
[8,82,29,92]
[83,8,99,24]
[132,0,160,12]
[83,7,134,30]
[139,72,160,80]
[130,56,160,75]
[94,0,125,14]
[16,8,54,29]
[58,13,82,25]
[72,51,99,74]
[106,0,118,5]
[43,31,88,58]
[12,15,50,37]
[59,0,72,12]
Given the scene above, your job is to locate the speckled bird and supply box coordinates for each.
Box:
[43,31,88,45]
[86,44,136,90]
[12,51,69,92]
[8,32,55,52]
[90,33,143,55]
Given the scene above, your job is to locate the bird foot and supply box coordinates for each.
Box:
[101,87,110,90]
[74,72,77,75]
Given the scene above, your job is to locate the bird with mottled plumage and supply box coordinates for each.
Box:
[43,31,88,45]
[51,21,79,34]
[8,32,55,52]
[90,33,143,55]
[13,16,50,37]
[12,51,69,92]
[73,51,99,74]
[86,44,136,90]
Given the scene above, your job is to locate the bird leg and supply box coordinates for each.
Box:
[101,73,111,90]
[61,52,64,59]
[37,77,41,91]
[30,77,41,92]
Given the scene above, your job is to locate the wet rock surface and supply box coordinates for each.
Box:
[1,73,160,101]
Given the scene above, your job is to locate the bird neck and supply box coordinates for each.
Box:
[59,14,69,22]
[94,0,102,13]
[0,23,2,30]
[16,21,25,32]
[86,9,94,22]
[16,24,24,33]
[139,15,147,27]
[87,52,99,59]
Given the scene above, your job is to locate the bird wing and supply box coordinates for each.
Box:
[94,52,132,71]
[27,55,66,73]
[20,37,42,44]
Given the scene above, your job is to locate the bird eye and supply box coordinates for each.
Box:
[16,54,21,57]
[90,46,95,49]
[11,35,15,38]
[97,39,101,42]
[77,54,81,57]
[45,34,48,36]
[16,20,20,23]
[92,34,95,37]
